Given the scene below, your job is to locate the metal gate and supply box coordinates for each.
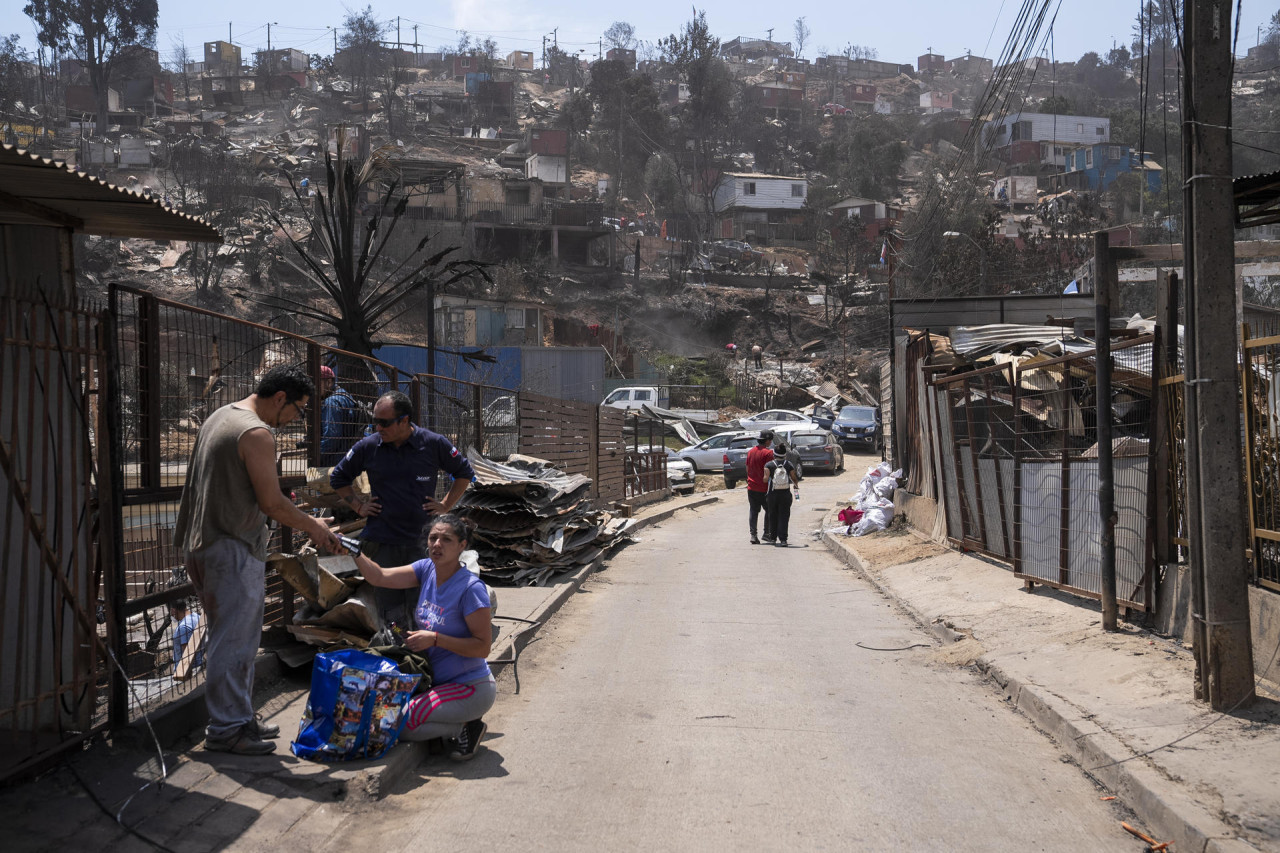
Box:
[0,293,111,780]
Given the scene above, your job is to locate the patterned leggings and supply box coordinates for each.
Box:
[400,674,496,741]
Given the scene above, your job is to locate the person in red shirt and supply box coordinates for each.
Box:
[745,430,776,544]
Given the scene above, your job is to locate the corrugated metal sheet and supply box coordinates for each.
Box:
[0,144,221,242]
[891,294,1096,332]
[520,346,604,403]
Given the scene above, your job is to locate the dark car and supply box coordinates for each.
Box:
[831,405,881,450]
[788,430,845,474]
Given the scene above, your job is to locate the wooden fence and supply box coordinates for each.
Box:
[518,392,631,503]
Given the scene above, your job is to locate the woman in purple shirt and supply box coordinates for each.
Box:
[356,514,495,760]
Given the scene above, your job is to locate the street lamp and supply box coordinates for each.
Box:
[943,231,987,291]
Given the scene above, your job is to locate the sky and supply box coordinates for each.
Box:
[2,0,1275,67]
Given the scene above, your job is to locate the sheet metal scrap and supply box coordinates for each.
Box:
[459,449,637,586]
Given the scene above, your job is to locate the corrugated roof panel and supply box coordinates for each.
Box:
[0,144,222,242]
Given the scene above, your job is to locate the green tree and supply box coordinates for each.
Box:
[339,5,387,101]
[254,128,487,356]
[585,61,664,199]
[23,0,158,135]
[0,34,33,133]
[658,9,733,240]
[603,21,637,51]
[793,17,810,60]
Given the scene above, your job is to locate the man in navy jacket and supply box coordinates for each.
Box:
[330,390,475,623]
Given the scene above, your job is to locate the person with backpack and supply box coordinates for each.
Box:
[763,443,801,547]
[319,366,367,467]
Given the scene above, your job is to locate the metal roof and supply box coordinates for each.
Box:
[0,144,222,242]
[1236,170,1280,229]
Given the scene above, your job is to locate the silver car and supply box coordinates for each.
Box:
[676,430,753,473]
[737,409,819,432]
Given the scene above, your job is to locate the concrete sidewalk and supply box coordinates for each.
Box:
[819,514,1280,853]
[0,492,719,853]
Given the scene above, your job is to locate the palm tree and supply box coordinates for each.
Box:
[256,126,487,357]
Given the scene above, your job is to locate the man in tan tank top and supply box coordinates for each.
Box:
[175,365,341,755]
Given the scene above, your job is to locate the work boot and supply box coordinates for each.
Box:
[205,724,276,755]
[247,713,281,739]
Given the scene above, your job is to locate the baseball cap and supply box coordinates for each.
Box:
[758,429,773,442]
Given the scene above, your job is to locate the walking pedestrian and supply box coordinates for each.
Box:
[745,430,775,544]
[174,365,342,755]
[763,443,801,546]
[330,390,476,625]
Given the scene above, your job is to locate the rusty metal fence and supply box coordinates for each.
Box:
[1243,323,1280,593]
[3,279,676,772]
[104,284,528,725]
[1,292,111,781]
[929,335,1157,610]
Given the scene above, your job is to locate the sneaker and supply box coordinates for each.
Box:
[449,719,487,762]
[205,725,276,755]
[750,534,760,545]
[247,714,280,739]
[775,540,787,547]
[762,536,775,544]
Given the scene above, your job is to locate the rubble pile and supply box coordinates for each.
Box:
[457,451,636,586]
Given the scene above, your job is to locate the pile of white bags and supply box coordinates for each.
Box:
[849,462,903,536]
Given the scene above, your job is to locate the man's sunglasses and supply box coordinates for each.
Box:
[372,414,408,428]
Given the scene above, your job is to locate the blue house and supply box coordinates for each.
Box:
[1063,144,1162,194]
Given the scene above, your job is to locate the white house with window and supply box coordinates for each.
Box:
[712,172,809,243]
[983,111,1110,156]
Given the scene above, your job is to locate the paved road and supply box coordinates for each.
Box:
[318,454,1145,852]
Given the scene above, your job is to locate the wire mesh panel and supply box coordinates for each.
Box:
[1243,325,1280,593]
[928,337,1155,609]
[0,294,109,780]
[932,364,1016,559]
[1011,336,1155,608]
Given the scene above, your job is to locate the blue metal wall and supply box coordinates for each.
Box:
[374,345,604,402]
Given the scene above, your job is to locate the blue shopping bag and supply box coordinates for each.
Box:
[291,648,421,761]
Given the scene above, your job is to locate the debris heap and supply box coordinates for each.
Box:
[457,451,636,586]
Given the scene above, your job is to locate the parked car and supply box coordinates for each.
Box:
[787,430,845,474]
[676,430,753,473]
[722,433,805,488]
[710,239,761,265]
[738,409,820,432]
[601,385,665,410]
[831,405,881,450]
[632,444,697,493]
[823,103,852,116]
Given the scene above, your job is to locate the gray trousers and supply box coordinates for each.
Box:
[400,674,497,741]
[186,538,265,740]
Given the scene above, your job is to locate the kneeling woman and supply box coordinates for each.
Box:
[356,514,494,760]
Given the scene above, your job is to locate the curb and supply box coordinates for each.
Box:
[816,516,1264,853]
[367,493,722,798]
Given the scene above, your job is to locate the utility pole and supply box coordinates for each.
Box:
[396,16,401,51]
[1182,0,1256,710]
[413,25,419,56]
[1095,231,1118,631]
